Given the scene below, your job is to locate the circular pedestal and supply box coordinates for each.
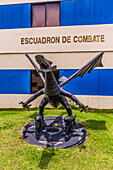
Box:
[23,116,87,149]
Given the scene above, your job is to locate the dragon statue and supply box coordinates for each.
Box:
[20,52,104,124]
[20,52,104,148]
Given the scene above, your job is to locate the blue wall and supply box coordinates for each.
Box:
[0,69,113,95]
[0,70,31,94]
[0,4,31,29]
[1,0,113,29]
[60,69,113,96]
[61,0,113,26]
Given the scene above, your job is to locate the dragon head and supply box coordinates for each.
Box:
[35,54,57,72]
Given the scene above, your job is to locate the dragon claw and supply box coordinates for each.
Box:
[26,104,32,111]
[19,101,32,111]
[80,105,88,113]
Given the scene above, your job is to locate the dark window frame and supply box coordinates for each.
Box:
[31,2,60,27]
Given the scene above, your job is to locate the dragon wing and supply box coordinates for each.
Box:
[60,52,104,87]
[25,54,45,83]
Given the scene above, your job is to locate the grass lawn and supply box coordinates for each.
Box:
[0,107,113,170]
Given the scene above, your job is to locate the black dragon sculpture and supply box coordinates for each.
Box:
[20,52,104,124]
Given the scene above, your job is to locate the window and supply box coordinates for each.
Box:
[31,70,44,93]
[32,3,60,27]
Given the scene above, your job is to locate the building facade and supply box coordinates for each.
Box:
[0,0,113,108]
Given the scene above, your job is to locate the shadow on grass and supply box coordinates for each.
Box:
[81,119,108,130]
[28,111,66,119]
[78,145,86,152]
[28,112,37,119]
[0,111,23,116]
[0,122,16,130]
[38,147,55,169]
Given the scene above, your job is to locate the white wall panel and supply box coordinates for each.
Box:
[0,52,112,69]
[0,25,113,53]
[0,94,113,109]
[0,94,43,108]
[0,0,61,5]
[68,95,113,109]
